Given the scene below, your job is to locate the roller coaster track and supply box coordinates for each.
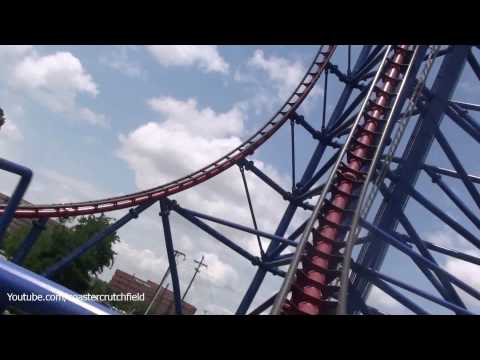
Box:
[271,45,420,315]
[0,46,336,219]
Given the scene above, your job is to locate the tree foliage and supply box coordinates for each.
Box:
[3,214,119,294]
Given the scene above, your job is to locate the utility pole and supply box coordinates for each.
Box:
[182,255,208,301]
[164,255,208,315]
[144,250,185,315]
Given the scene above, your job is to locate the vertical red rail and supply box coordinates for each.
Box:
[283,46,414,315]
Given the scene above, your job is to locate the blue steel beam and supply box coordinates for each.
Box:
[398,213,465,309]
[238,159,290,200]
[347,280,375,315]
[404,180,480,250]
[362,275,429,315]
[352,46,471,303]
[424,164,480,184]
[467,50,480,81]
[236,45,375,314]
[248,292,277,315]
[445,105,480,143]
[352,262,472,315]
[389,157,480,184]
[450,102,480,136]
[417,241,480,266]
[172,205,298,248]
[389,230,480,266]
[291,113,320,140]
[172,202,260,265]
[352,45,385,83]
[434,129,480,211]
[159,199,182,315]
[360,219,480,302]
[43,200,156,278]
[297,148,340,195]
[375,181,465,308]
[451,101,480,112]
[426,168,480,230]
[0,259,117,315]
[12,218,48,264]
[0,158,33,244]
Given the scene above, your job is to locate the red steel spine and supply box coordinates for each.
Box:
[284,45,414,315]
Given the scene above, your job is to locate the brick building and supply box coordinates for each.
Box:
[109,269,197,315]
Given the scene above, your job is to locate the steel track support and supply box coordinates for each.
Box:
[0,159,33,245]
[43,200,156,278]
[238,159,290,200]
[236,46,376,314]
[172,205,298,248]
[159,198,183,315]
[12,218,48,264]
[351,46,471,311]
[351,262,472,315]
[359,219,480,302]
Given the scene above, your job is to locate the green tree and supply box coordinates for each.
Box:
[3,214,119,294]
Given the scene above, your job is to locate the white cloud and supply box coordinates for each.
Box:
[424,226,477,253]
[367,286,409,314]
[203,252,238,285]
[77,107,109,127]
[0,46,34,65]
[146,45,229,74]
[100,46,145,78]
[0,46,106,127]
[2,120,23,142]
[110,241,169,280]
[234,48,320,116]
[24,169,111,205]
[0,104,25,161]
[147,96,244,138]
[445,251,480,308]
[11,51,98,97]
[247,49,305,100]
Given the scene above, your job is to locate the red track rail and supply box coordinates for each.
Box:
[283,45,415,315]
[1,46,336,219]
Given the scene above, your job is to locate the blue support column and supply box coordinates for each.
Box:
[159,198,182,315]
[12,218,48,264]
[352,46,471,303]
[0,159,33,245]
[43,200,155,278]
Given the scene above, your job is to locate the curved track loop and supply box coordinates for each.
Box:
[282,45,416,315]
[1,46,336,219]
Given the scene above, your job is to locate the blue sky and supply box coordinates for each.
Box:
[0,45,479,315]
